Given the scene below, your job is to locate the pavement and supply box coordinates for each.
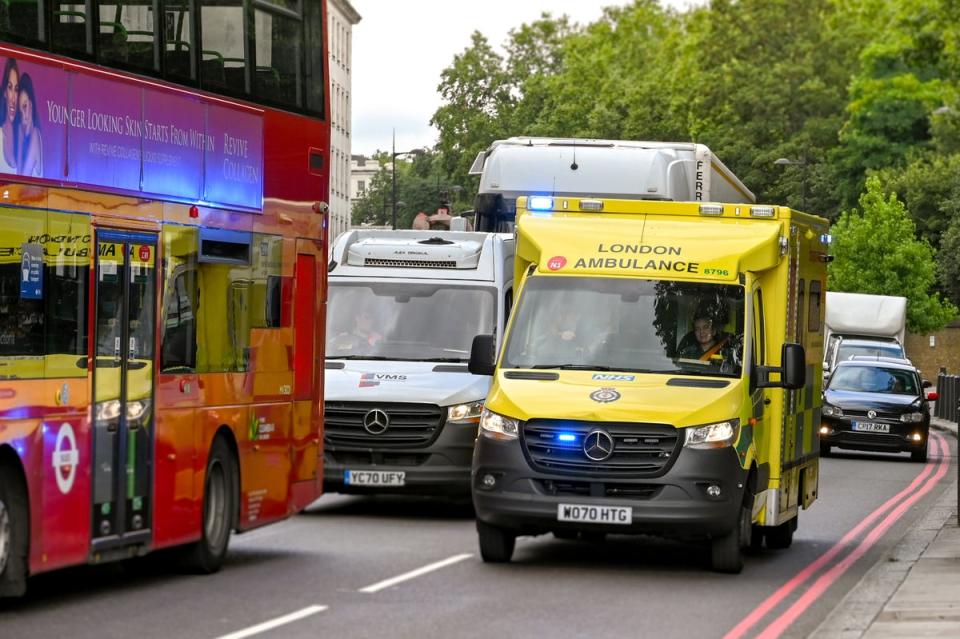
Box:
[811,417,959,639]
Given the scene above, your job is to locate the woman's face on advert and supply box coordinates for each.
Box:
[5,67,18,123]
[18,90,32,133]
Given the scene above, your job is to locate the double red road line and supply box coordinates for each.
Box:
[725,432,952,639]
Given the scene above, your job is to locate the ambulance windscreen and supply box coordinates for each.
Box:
[502,276,745,378]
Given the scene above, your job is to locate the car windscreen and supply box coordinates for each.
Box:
[326,282,496,362]
[828,365,918,395]
[836,342,904,362]
[501,275,745,377]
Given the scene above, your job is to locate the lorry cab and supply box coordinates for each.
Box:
[469,196,829,573]
[324,230,514,495]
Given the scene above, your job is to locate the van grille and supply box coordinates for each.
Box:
[521,420,680,477]
[364,258,457,268]
[324,402,443,448]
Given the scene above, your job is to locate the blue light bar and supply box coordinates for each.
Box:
[557,433,577,443]
[528,196,554,211]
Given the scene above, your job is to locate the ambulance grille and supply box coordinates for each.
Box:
[364,258,458,268]
[521,420,681,477]
[324,402,443,448]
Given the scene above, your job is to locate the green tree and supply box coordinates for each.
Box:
[829,176,955,332]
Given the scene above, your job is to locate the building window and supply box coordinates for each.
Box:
[357,180,365,194]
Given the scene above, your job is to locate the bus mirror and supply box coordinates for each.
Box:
[468,334,497,376]
[781,343,806,390]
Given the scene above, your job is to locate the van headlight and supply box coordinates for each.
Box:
[900,412,924,423]
[448,401,484,424]
[822,404,843,417]
[683,419,740,449]
[95,399,121,421]
[479,408,520,441]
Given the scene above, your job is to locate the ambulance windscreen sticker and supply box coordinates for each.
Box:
[590,388,621,403]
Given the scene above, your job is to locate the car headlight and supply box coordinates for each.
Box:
[683,419,740,449]
[900,412,924,423]
[448,400,484,424]
[95,399,121,421]
[822,404,843,417]
[479,408,520,441]
[127,399,151,421]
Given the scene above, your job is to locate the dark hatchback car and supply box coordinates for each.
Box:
[820,359,936,462]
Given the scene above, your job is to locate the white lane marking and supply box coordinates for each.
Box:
[359,553,474,594]
[214,605,328,639]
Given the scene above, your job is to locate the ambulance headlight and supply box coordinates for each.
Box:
[448,401,484,424]
[480,408,520,440]
[684,419,740,449]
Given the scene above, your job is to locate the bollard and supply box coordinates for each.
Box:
[936,373,945,419]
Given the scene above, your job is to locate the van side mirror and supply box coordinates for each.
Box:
[756,342,806,389]
[781,343,806,390]
[468,334,497,376]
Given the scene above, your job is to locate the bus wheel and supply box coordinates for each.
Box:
[710,504,749,574]
[184,438,237,574]
[0,465,28,597]
[765,516,797,550]
[477,521,515,563]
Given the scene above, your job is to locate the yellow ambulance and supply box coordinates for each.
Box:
[468,196,830,572]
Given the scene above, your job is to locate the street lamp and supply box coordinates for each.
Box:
[774,157,809,211]
[391,131,425,229]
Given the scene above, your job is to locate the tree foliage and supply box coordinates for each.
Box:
[828,177,955,332]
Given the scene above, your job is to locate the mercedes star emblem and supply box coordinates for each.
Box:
[590,387,621,403]
[583,429,615,462]
[362,409,390,435]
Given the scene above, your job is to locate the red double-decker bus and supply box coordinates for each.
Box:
[0,1,329,597]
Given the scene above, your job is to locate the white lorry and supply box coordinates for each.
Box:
[468,137,755,231]
[823,292,908,377]
[323,230,514,495]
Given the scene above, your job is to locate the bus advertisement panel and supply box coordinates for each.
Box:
[0,39,328,598]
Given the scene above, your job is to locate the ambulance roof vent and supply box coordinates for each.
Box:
[345,233,483,269]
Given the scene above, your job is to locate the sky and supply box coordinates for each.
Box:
[348,0,700,158]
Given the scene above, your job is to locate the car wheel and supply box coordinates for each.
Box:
[710,503,749,574]
[0,464,28,597]
[183,438,237,574]
[820,444,832,457]
[911,445,928,463]
[477,521,515,563]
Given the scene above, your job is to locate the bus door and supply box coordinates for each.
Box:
[91,230,158,552]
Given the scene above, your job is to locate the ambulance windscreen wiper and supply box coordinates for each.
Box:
[530,364,616,371]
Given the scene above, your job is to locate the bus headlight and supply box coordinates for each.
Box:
[448,400,484,424]
[684,419,740,449]
[479,408,520,441]
[900,412,924,423]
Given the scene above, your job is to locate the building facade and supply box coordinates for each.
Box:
[328,0,362,242]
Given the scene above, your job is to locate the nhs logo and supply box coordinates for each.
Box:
[592,373,635,382]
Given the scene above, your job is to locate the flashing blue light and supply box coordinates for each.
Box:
[557,433,577,443]
[528,196,554,211]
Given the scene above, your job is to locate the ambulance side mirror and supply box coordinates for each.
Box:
[755,343,806,389]
[468,334,496,376]
[781,343,806,390]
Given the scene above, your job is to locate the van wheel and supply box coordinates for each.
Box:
[710,504,749,574]
[911,445,928,463]
[0,465,28,597]
[765,516,797,550]
[477,521,515,563]
[183,438,237,574]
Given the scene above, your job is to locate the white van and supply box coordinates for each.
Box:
[324,230,514,495]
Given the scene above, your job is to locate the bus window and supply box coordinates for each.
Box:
[250,234,285,328]
[0,0,42,44]
[200,0,246,93]
[163,0,193,80]
[0,210,89,379]
[253,5,302,108]
[97,1,159,72]
[52,3,90,56]
[304,0,324,114]
[161,226,198,372]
